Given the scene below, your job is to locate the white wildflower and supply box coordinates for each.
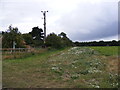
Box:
[74,67,77,68]
[95,85,100,88]
[51,66,59,70]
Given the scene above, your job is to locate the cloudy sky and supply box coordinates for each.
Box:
[0,0,118,41]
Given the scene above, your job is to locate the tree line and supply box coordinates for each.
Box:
[1,25,119,49]
[1,25,73,49]
[74,40,120,46]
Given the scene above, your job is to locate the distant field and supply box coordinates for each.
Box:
[90,46,118,56]
[3,46,119,88]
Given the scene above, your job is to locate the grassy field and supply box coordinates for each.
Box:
[3,46,119,88]
[90,46,118,56]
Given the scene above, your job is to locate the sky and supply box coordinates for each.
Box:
[0,0,119,42]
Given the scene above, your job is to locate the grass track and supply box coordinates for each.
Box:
[3,46,119,88]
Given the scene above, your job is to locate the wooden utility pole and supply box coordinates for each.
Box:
[41,11,48,44]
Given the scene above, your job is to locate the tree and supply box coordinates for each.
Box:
[29,26,44,47]
[30,27,44,40]
[22,33,33,45]
[111,40,118,46]
[58,32,67,38]
[118,40,120,46]
[2,25,25,48]
[46,32,73,49]
[59,32,73,47]
[45,33,63,49]
[74,41,80,46]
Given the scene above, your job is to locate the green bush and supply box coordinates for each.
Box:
[45,33,63,49]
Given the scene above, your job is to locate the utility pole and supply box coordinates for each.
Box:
[41,10,48,44]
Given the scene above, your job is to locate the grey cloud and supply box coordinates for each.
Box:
[0,0,118,41]
[70,21,118,41]
[56,2,118,41]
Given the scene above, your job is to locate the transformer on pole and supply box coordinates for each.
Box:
[41,10,48,44]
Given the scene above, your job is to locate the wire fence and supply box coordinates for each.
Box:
[1,48,33,54]
[1,48,47,60]
[1,48,34,60]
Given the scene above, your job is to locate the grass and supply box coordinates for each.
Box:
[3,46,119,88]
[89,46,118,56]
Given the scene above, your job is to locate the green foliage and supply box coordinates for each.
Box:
[2,25,25,48]
[59,32,73,47]
[30,27,44,41]
[29,27,44,47]
[45,33,63,49]
[22,33,33,45]
[74,40,119,46]
[46,32,73,49]
[33,39,44,47]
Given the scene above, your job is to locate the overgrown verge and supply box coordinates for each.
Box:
[47,47,119,88]
[3,47,119,88]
